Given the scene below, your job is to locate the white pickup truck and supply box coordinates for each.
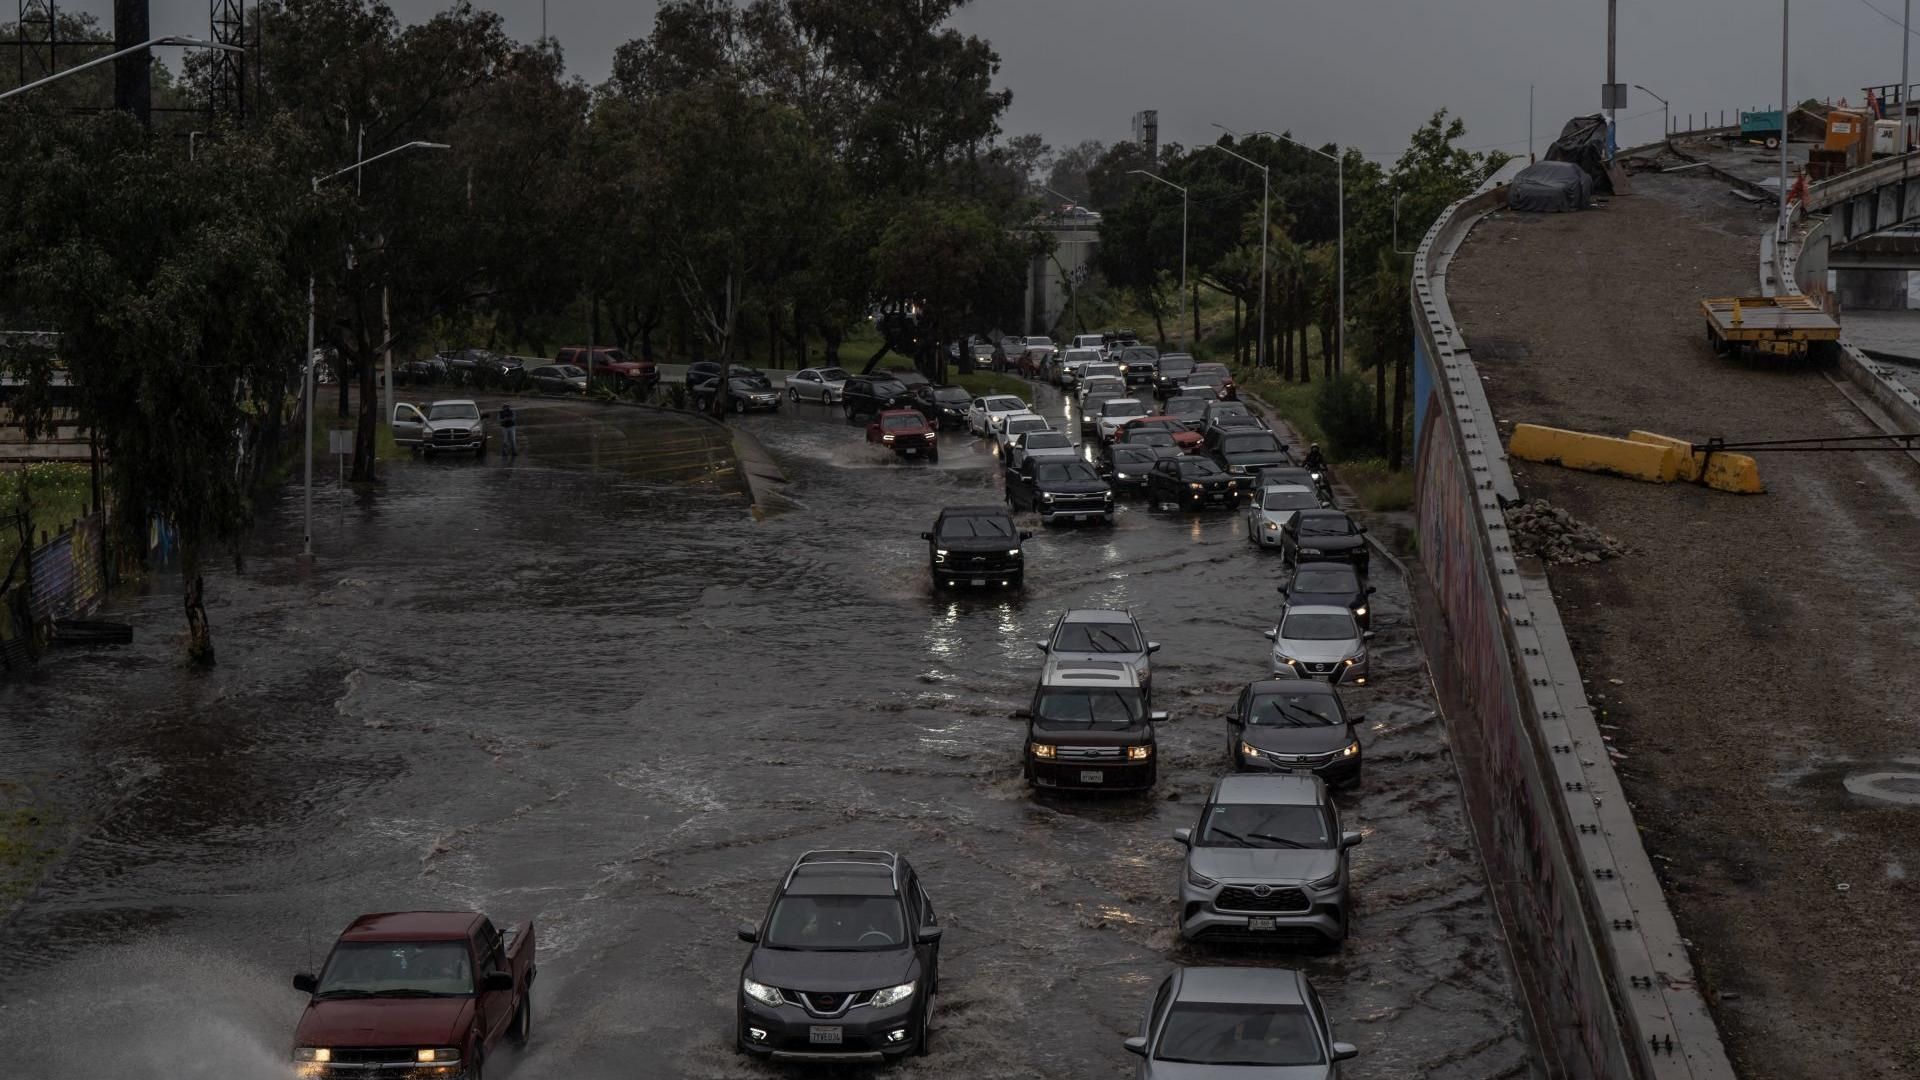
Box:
[392,398,490,456]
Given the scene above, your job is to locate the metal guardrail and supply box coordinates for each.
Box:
[1408,164,1735,1080]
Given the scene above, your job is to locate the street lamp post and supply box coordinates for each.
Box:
[1634,84,1671,139]
[1779,0,1791,245]
[304,140,452,558]
[1206,143,1269,369]
[1242,129,1346,372]
[1128,169,1188,346]
[0,35,240,102]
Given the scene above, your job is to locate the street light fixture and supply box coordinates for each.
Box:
[1206,138,1269,370]
[304,140,452,558]
[1128,169,1188,345]
[1240,128,1346,373]
[1633,84,1671,140]
[0,35,241,102]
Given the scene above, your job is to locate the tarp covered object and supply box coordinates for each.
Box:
[1545,114,1614,194]
[1507,161,1593,213]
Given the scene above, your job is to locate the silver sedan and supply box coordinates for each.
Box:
[785,366,849,403]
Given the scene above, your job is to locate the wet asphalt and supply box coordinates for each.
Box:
[0,388,1533,1079]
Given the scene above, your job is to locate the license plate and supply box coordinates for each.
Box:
[809,1026,842,1045]
[1079,770,1104,783]
[903,447,918,455]
[1073,513,1089,522]
[969,578,986,586]
[1248,916,1276,931]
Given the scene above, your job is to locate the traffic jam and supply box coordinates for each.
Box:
[282,333,1391,1078]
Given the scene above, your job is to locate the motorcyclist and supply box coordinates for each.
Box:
[1302,443,1328,475]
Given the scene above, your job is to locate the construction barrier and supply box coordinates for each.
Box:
[1627,431,1765,493]
[1509,424,1680,482]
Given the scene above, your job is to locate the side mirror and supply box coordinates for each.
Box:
[1367,585,1378,595]
[1012,707,1032,720]
[1147,641,1161,654]
[1358,525,1369,533]
[293,973,318,994]
[915,926,944,945]
[1034,640,1050,651]
[1170,827,1192,846]
[481,971,515,993]
[920,532,933,541]
[1123,1036,1149,1058]
[1020,531,1034,540]
[1341,831,1364,849]
[1149,710,1170,722]
[1262,628,1277,640]
[736,921,760,943]
[1332,1042,1359,1062]
[1362,631,1376,641]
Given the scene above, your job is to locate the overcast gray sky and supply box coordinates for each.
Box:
[70,0,1920,159]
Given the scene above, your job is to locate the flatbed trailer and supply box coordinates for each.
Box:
[1701,295,1841,361]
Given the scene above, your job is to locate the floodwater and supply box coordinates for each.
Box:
[0,391,1533,1078]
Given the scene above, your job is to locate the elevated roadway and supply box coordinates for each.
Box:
[1441,160,1919,1079]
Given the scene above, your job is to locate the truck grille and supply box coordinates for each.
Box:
[1054,745,1123,761]
[1216,885,1311,913]
[1049,494,1108,511]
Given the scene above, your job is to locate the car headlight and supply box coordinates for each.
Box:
[1240,741,1264,759]
[1116,471,1133,479]
[1007,548,1022,556]
[883,434,895,442]
[1272,654,1295,668]
[1127,744,1152,761]
[1118,364,1129,372]
[1353,606,1367,618]
[1230,464,1246,473]
[1299,547,1324,555]
[1308,869,1342,890]
[868,981,916,1008]
[934,549,948,563]
[1264,520,1279,531]
[1188,482,1203,491]
[416,1048,461,1063]
[1340,740,1361,757]
[743,977,786,1007]
[1030,742,1056,759]
[293,1048,332,1063]
[1104,490,1114,501]
[1186,865,1217,889]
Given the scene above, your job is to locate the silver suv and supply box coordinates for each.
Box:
[1172,774,1362,946]
[1036,609,1160,702]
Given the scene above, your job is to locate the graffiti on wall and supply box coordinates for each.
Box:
[1411,335,1625,1080]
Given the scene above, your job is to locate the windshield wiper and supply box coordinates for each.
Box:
[1204,826,1254,848]
[313,989,380,999]
[1245,832,1308,849]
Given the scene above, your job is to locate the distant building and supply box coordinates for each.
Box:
[1132,109,1158,160]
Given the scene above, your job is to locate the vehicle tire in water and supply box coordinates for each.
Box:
[734,397,746,414]
[510,990,531,1045]
[468,1048,484,1080]
[788,387,799,401]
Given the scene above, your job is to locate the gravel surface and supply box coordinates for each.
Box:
[1450,171,1920,1080]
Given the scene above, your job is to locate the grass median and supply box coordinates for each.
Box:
[0,464,94,569]
[1236,369,1413,512]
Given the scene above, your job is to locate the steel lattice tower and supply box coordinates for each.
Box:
[208,0,244,121]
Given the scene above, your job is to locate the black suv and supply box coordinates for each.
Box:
[1152,352,1196,397]
[1118,345,1160,389]
[924,506,1031,589]
[735,850,943,1062]
[1007,459,1115,524]
[844,375,915,421]
[1281,509,1370,573]
[911,383,972,429]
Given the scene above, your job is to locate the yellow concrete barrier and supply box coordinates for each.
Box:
[1509,424,1680,482]
[1628,431,1765,494]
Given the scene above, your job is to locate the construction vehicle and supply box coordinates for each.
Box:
[1700,295,1840,362]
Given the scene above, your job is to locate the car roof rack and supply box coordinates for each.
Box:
[786,849,900,890]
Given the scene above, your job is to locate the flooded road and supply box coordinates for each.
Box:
[0,390,1533,1078]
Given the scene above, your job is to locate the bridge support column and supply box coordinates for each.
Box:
[1836,267,1913,310]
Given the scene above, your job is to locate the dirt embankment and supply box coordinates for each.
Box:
[1450,173,1920,1079]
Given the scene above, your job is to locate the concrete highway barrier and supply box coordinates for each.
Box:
[1509,424,1680,483]
[1410,165,1735,1080]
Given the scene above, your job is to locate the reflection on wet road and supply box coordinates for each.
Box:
[0,392,1533,1078]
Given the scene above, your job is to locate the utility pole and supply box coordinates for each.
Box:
[1606,0,1617,159]
[1529,84,1535,161]
[1903,0,1912,151]
[112,0,152,126]
[1779,0,1791,244]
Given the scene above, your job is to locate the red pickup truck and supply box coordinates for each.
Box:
[556,345,657,389]
[291,911,535,1079]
